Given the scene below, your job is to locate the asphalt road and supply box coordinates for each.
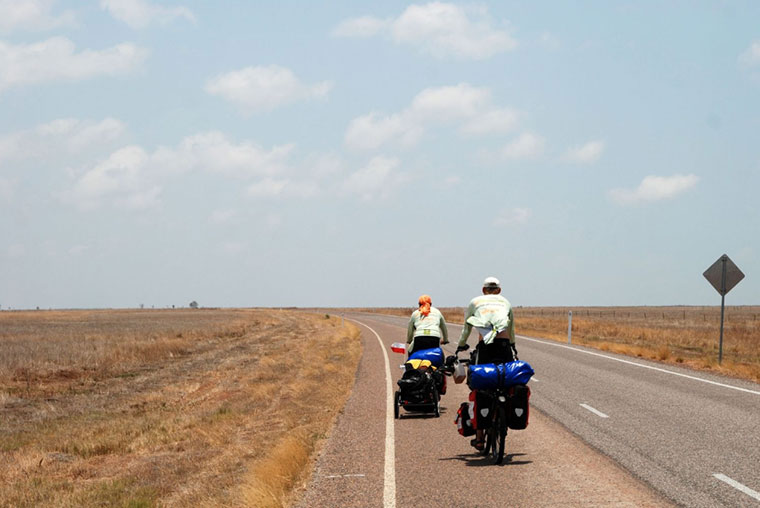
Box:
[298,312,760,507]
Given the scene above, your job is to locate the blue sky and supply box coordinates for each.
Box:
[1,1,758,309]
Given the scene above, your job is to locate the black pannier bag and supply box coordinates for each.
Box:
[507,384,531,430]
[397,368,426,397]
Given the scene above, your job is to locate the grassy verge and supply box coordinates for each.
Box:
[0,309,361,507]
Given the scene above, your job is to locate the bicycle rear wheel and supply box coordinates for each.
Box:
[491,406,506,464]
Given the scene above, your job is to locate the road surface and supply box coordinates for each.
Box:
[298,312,760,507]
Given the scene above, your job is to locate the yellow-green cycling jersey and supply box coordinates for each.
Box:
[406,307,449,352]
[458,294,514,347]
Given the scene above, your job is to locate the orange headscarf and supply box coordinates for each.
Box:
[418,294,432,316]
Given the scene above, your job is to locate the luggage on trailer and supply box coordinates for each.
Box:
[455,391,477,436]
[397,363,428,393]
[507,384,531,429]
[397,359,437,399]
[467,360,534,390]
[404,358,433,371]
[408,347,444,367]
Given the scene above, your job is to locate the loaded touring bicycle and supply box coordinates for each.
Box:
[450,343,534,464]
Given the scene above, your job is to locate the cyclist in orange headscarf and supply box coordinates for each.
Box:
[406,294,449,356]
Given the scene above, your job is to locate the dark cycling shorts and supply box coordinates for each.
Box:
[410,335,440,354]
[475,339,514,365]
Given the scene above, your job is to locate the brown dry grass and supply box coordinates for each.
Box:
[0,309,361,507]
[350,306,760,383]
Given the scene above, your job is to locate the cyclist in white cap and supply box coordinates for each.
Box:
[457,276,516,450]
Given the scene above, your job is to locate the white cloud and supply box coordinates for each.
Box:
[221,241,245,255]
[246,178,287,197]
[68,244,89,255]
[562,140,604,164]
[539,32,561,51]
[0,177,15,202]
[345,83,512,150]
[0,117,126,163]
[264,213,282,229]
[64,145,160,210]
[410,83,491,121]
[460,108,518,136]
[0,37,148,92]
[344,112,423,150]
[0,0,75,33]
[502,132,545,160]
[209,209,236,224]
[739,41,760,68]
[608,174,699,205]
[443,175,461,187]
[101,0,195,29]
[247,178,319,198]
[62,132,296,210]
[334,2,515,60]
[205,65,332,113]
[494,207,531,226]
[7,244,25,258]
[342,156,407,200]
[305,152,344,177]
[331,15,389,37]
[155,131,293,178]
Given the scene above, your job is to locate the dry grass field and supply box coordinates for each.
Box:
[353,306,760,383]
[0,308,361,508]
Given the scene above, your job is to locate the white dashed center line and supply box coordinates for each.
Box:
[580,403,609,418]
[713,474,760,501]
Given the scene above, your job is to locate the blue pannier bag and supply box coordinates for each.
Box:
[408,347,444,367]
[468,361,534,390]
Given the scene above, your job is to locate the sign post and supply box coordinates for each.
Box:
[703,254,745,364]
[567,310,573,344]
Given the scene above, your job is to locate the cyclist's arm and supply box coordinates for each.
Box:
[458,302,475,347]
[507,306,515,344]
[440,314,449,344]
[406,313,416,344]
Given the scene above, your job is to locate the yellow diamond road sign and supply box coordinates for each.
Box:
[703,254,745,296]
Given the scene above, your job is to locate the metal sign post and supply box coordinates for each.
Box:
[567,310,573,344]
[703,254,745,364]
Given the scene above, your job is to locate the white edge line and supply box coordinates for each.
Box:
[519,335,760,396]
[351,319,396,508]
[713,473,760,501]
[580,403,609,418]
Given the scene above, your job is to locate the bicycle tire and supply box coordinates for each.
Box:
[483,426,493,456]
[492,405,507,464]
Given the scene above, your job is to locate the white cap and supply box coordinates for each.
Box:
[483,276,500,288]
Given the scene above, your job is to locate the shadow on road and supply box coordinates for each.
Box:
[396,407,449,419]
[439,452,532,467]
